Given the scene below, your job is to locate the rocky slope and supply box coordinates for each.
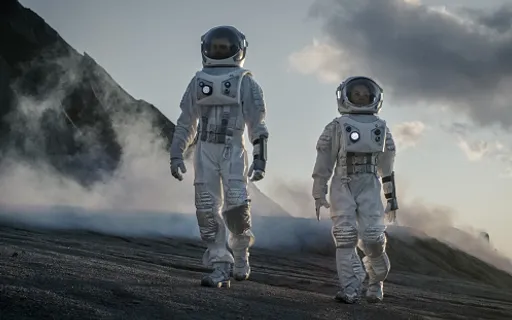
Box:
[0,0,289,216]
[0,0,174,185]
[1,217,512,319]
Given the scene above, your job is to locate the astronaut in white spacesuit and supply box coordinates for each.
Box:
[169,25,269,288]
[312,76,398,303]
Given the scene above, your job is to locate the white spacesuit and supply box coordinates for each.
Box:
[312,76,398,303]
[169,25,269,288]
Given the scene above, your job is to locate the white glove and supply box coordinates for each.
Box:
[315,197,330,221]
[385,199,398,225]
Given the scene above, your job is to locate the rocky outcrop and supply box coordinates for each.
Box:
[0,0,174,185]
[0,0,290,216]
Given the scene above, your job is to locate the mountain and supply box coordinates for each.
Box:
[0,0,173,185]
[0,0,289,216]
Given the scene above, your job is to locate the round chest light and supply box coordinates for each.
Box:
[350,131,360,141]
[202,86,211,94]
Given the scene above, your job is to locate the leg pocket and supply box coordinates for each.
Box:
[224,178,249,209]
[227,145,249,178]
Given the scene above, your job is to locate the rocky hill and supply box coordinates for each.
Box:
[0,0,290,216]
[0,0,174,185]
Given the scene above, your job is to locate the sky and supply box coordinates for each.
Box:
[18,0,512,255]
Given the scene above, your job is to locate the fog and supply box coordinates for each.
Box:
[0,49,510,277]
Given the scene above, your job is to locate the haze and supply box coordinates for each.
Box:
[17,0,512,257]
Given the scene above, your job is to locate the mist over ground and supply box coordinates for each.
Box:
[0,3,510,278]
[0,48,325,253]
[266,177,512,275]
[2,80,511,275]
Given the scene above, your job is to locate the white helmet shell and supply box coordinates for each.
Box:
[336,76,383,114]
[200,25,248,68]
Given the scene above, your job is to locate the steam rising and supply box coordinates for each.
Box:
[266,178,512,275]
[0,51,196,214]
[0,49,511,277]
[0,49,297,246]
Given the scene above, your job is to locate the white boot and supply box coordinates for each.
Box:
[228,230,254,281]
[334,287,361,304]
[201,262,231,288]
[362,256,387,303]
[366,280,384,303]
[334,248,363,304]
[232,249,251,281]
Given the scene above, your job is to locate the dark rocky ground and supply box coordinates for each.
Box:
[1,222,512,320]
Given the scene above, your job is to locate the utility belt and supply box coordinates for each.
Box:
[335,152,378,175]
[198,124,243,144]
[197,104,244,144]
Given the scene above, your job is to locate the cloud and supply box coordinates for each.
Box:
[445,122,512,174]
[393,121,426,150]
[287,39,346,84]
[457,139,490,161]
[297,0,512,130]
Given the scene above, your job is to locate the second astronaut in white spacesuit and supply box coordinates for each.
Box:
[169,25,268,288]
[312,76,398,303]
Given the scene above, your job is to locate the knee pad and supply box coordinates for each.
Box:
[195,190,219,242]
[360,225,387,257]
[332,222,358,248]
[223,203,251,235]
